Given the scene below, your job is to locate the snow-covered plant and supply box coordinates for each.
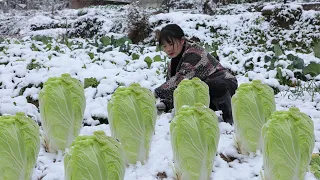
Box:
[64,131,125,180]
[231,80,276,154]
[173,77,210,113]
[0,113,40,180]
[314,41,320,58]
[170,103,220,180]
[273,4,303,29]
[107,83,157,164]
[126,1,151,44]
[39,73,86,152]
[261,108,315,180]
[166,0,202,11]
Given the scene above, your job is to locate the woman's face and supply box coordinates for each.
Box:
[162,39,185,58]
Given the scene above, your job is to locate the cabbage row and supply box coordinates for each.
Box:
[0,75,316,180]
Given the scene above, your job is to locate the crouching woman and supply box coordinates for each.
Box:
[154,24,238,124]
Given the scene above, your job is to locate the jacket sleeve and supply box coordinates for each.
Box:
[154,53,202,111]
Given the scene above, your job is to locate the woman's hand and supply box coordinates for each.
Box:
[156,102,166,111]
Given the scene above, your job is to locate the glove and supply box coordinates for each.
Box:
[156,102,167,111]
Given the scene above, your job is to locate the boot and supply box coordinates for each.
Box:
[211,91,234,124]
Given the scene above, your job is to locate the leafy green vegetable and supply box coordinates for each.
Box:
[39,73,86,152]
[303,62,320,77]
[144,55,164,68]
[174,77,210,113]
[107,83,157,164]
[232,80,276,154]
[262,108,315,180]
[310,153,320,179]
[144,56,153,68]
[88,52,94,60]
[153,55,162,62]
[287,54,304,69]
[64,131,125,180]
[132,53,140,60]
[314,41,320,58]
[84,77,99,88]
[31,43,40,51]
[27,59,42,70]
[170,104,220,180]
[32,35,52,44]
[115,37,132,47]
[100,36,111,46]
[0,113,40,180]
[274,44,283,57]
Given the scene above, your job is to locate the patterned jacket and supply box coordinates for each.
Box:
[154,41,236,111]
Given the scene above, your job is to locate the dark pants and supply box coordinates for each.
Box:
[205,72,238,111]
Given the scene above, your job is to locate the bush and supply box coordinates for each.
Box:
[203,0,217,15]
[262,4,303,29]
[68,17,104,38]
[166,0,199,10]
[127,2,151,44]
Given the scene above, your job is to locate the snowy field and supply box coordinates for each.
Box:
[0,2,320,180]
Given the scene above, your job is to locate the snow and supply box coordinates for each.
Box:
[0,2,320,180]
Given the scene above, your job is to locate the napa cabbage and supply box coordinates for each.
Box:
[170,103,220,180]
[64,131,125,180]
[0,113,40,180]
[39,73,86,152]
[261,108,315,180]
[107,83,157,164]
[231,80,276,154]
[174,77,210,113]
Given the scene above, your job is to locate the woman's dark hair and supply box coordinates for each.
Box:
[158,24,185,45]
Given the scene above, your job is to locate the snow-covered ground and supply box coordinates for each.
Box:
[0,2,320,180]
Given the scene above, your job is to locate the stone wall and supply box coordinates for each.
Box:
[301,2,320,11]
[70,0,130,9]
[133,0,163,7]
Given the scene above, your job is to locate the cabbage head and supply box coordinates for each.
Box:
[39,73,86,152]
[64,131,125,180]
[170,103,220,180]
[262,108,315,180]
[174,77,209,113]
[0,113,40,180]
[231,80,275,154]
[107,83,157,164]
